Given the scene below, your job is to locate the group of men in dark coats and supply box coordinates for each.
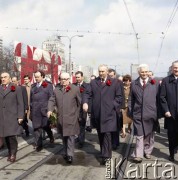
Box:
[1,61,178,165]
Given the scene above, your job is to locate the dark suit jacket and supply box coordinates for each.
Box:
[83,76,123,133]
[73,81,89,120]
[21,86,28,111]
[160,74,178,130]
[30,80,53,129]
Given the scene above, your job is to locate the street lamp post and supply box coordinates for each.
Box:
[58,35,83,75]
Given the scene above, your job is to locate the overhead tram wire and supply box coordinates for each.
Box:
[0,26,163,37]
[154,0,178,72]
[123,0,140,63]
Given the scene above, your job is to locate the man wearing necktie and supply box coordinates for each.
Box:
[128,64,159,163]
[48,73,81,164]
[30,71,54,152]
[0,72,24,162]
[73,71,90,148]
[160,60,178,162]
[83,64,123,165]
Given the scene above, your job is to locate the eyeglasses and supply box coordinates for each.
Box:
[61,78,69,81]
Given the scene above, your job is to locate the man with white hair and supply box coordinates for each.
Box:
[48,72,81,164]
[83,64,123,165]
[128,64,159,163]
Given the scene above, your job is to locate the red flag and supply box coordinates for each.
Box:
[14,42,21,57]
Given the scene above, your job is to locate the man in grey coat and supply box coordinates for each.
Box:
[0,72,24,162]
[30,71,54,152]
[128,64,159,163]
[48,72,81,164]
[83,64,123,165]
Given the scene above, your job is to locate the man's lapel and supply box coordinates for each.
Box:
[0,85,4,96]
[3,83,13,97]
[135,77,143,89]
[101,76,109,89]
[95,77,102,87]
[57,84,65,94]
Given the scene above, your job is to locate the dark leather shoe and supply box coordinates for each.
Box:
[63,155,68,160]
[133,157,142,163]
[169,156,174,162]
[67,156,73,164]
[86,126,92,132]
[25,131,29,137]
[10,155,16,163]
[100,158,111,165]
[36,146,43,152]
[78,142,83,149]
[50,137,54,143]
[112,144,118,150]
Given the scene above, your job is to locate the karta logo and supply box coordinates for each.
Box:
[105,158,177,179]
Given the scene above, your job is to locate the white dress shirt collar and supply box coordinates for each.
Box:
[139,77,149,86]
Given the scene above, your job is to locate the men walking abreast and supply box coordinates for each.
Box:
[30,71,54,151]
[48,73,81,164]
[11,76,29,137]
[160,60,178,162]
[128,64,159,163]
[74,71,89,148]
[0,72,24,162]
[83,64,123,165]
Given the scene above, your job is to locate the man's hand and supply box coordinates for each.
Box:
[83,103,88,112]
[47,111,52,118]
[18,118,23,124]
[165,111,171,117]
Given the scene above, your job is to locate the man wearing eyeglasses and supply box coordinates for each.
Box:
[48,72,81,164]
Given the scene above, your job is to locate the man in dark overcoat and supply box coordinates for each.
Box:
[160,60,178,161]
[0,72,24,162]
[108,68,124,150]
[30,71,54,151]
[83,64,123,165]
[128,64,159,163]
[48,72,81,164]
[73,71,89,148]
[12,76,29,137]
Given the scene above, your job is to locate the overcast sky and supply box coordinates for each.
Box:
[0,0,178,76]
